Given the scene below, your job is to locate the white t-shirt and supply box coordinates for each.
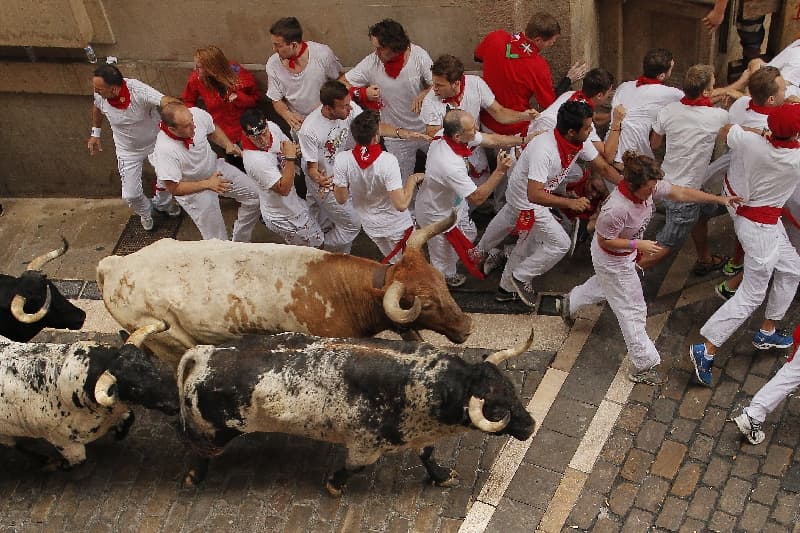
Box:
[154,107,217,183]
[768,39,800,88]
[595,181,672,250]
[527,91,603,143]
[298,102,363,178]
[729,125,800,208]
[415,136,479,225]
[266,41,343,117]
[333,150,413,237]
[242,121,308,220]
[651,102,729,188]
[506,130,599,211]
[345,44,433,132]
[608,80,684,162]
[94,78,163,159]
[420,74,496,129]
[725,97,772,199]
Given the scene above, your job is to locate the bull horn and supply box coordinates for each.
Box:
[10,285,52,324]
[406,209,457,250]
[125,320,169,348]
[468,396,510,433]
[382,281,422,324]
[484,328,535,366]
[94,370,118,407]
[27,237,68,271]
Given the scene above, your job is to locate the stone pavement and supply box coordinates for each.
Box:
[0,199,798,532]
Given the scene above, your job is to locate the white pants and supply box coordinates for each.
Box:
[305,178,361,253]
[700,217,800,347]
[701,152,731,190]
[783,186,800,252]
[499,203,570,292]
[369,225,414,264]
[478,203,517,253]
[174,159,261,242]
[384,138,430,180]
[569,237,660,371]
[426,204,477,277]
[118,153,175,217]
[265,211,324,248]
[744,352,800,423]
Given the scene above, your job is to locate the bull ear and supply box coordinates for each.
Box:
[382,281,421,324]
[406,209,457,250]
[10,284,52,324]
[485,328,535,366]
[125,320,169,348]
[468,396,510,432]
[26,237,68,271]
[94,370,118,407]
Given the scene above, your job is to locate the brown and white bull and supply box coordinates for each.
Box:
[1,238,86,342]
[0,323,178,468]
[177,330,536,495]
[96,212,472,369]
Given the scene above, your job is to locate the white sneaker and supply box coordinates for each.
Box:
[155,202,182,217]
[445,273,467,288]
[140,215,154,231]
[483,248,506,275]
[733,412,765,445]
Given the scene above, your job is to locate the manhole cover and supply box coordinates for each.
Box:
[111,212,183,256]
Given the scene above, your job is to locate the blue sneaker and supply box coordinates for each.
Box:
[752,329,793,350]
[689,344,714,386]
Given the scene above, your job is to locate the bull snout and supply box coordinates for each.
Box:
[506,409,536,441]
[444,315,473,344]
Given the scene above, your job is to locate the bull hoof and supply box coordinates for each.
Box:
[433,469,460,488]
[325,481,343,497]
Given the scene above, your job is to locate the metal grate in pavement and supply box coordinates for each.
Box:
[111,212,183,256]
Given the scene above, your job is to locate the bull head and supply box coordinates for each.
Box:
[10,238,68,324]
[468,329,535,433]
[94,321,169,407]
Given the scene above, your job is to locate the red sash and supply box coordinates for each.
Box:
[511,210,535,236]
[736,205,782,224]
[107,80,131,110]
[381,226,414,264]
[723,175,738,197]
[444,227,485,280]
[600,245,634,257]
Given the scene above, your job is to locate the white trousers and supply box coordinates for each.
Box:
[369,225,414,264]
[499,203,570,292]
[783,186,800,252]
[426,204,477,277]
[569,237,660,371]
[478,203,517,253]
[117,153,175,217]
[744,352,800,423]
[304,178,361,253]
[384,138,430,180]
[700,217,800,347]
[174,159,261,242]
[264,211,324,248]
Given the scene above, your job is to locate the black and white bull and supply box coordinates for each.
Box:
[96,211,473,370]
[1,238,86,342]
[177,330,536,495]
[0,323,178,468]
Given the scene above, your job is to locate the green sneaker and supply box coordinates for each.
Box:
[722,259,743,276]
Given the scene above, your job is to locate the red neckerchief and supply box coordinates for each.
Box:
[159,122,193,149]
[636,76,663,87]
[352,143,383,169]
[381,49,407,79]
[287,41,308,70]
[241,133,272,152]
[617,179,645,204]
[507,32,538,58]
[443,76,467,106]
[767,134,800,149]
[553,128,582,169]
[107,80,131,110]
[680,96,714,107]
[437,135,473,157]
[747,100,774,115]
[568,90,594,109]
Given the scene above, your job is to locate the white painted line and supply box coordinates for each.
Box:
[569,400,623,473]
[459,501,496,533]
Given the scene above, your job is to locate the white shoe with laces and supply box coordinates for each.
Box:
[140,215,154,231]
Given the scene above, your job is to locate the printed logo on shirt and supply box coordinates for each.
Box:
[545,166,572,192]
[324,127,350,165]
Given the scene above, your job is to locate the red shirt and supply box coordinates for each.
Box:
[181,63,259,143]
[475,30,556,136]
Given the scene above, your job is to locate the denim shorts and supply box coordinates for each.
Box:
[656,199,718,249]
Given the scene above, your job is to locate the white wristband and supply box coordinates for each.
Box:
[91,127,102,138]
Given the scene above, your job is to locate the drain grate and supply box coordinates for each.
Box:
[111,212,184,256]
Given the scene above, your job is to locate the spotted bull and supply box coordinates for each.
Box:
[96,211,472,369]
[177,330,536,495]
[1,238,86,342]
[0,323,178,468]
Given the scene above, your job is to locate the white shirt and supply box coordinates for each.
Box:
[725,97,772,199]
[154,107,217,183]
[608,80,684,162]
[333,150,413,237]
[420,74,496,129]
[242,121,308,221]
[345,44,433,132]
[595,181,672,249]
[506,130,599,211]
[729,125,800,208]
[266,41,343,117]
[652,102,729,188]
[297,102,363,178]
[415,136,479,225]
[768,39,800,88]
[526,91,602,143]
[94,78,163,159]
